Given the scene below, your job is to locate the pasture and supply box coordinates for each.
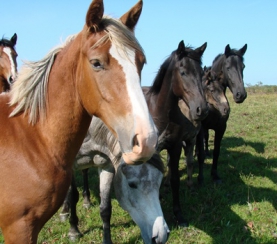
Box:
[2,86,276,243]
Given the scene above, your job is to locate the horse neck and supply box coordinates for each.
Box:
[42,34,92,162]
[147,68,178,132]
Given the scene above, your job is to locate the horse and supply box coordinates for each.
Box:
[143,40,208,226]
[163,66,230,226]
[202,44,247,183]
[0,0,158,242]
[60,117,169,244]
[0,33,17,92]
[78,40,208,228]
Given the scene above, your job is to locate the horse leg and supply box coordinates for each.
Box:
[211,123,226,183]
[68,175,83,241]
[183,139,195,188]
[163,153,171,187]
[99,167,114,244]
[59,185,72,222]
[203,127,211,157]
[82,168,91,209]
[1,220,41,244]
[168,143,188,227]
[196,127,205,185]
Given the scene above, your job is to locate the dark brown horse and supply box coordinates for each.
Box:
[0,0,158,242]
[143,40,208,226]
[165,66,230,226]
[0,33,17,92]
[202,44,247,183]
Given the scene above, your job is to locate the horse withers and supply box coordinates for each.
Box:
[60,117,169,244]
[0,0,157,243]
[0,33,17,92]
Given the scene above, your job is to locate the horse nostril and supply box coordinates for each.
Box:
[236,92,241,98]
[196,107,201,116]
[132,134,139,147]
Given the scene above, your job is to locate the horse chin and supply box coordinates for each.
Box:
[122,153,149,165]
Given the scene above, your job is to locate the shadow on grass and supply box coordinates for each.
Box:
[160,136,277,243]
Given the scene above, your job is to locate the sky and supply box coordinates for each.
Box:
[1,0,276,87]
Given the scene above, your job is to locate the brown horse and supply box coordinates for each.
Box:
[0,0,158,243]
[0,33,17,92]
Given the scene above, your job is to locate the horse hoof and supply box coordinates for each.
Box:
[177,220,189,228]
[68,232,82,242]
[83,202,91,209]
[59,212,69,222]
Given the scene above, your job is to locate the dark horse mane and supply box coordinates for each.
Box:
[92,118,164,173]
[149,45,203,95]
[0,36,15,48]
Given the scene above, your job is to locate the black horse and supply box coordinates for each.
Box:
[202,44,247,183]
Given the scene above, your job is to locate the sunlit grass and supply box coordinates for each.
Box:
[0,87,276,243]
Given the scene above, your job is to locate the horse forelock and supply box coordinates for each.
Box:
[90,16,146,64]
[0,37,16,49]
[9,35,77,125]
[184,46,203,65]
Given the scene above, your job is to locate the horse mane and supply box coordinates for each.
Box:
[149,45,203,95]
[0,36,15,49]
[149,54,173,94]
[146,152,165,174]
[9,16,146,125]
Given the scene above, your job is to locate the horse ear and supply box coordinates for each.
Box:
[177,40,186,57]
[120,0,143,31]
[196,42,207,56]
[86,0,104,30]
[239,44,247,56]
[11,33,17,46]
[224,44,231,57]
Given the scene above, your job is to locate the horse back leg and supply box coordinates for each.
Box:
[211,123,227,183]
[68,175,83,241]
[82,169,91,208]
[99,167,114,244]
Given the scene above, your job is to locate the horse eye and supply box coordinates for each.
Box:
[180,71,186,76]
[128,182,137,189]
[91,60,103,70]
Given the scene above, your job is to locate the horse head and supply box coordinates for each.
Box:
[114,154,169,244]
[171,40,209,121]
[203,66,230,118]
[0,33,17,92]
[212,44,247,103]
[75,0,157,164]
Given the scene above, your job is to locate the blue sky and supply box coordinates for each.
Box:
[1,0,276,86]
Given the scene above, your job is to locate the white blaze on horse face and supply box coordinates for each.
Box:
[109,44,149,118]
[3,47,16,84]
[109,44,157,159]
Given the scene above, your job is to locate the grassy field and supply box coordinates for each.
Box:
[2,86,277,243]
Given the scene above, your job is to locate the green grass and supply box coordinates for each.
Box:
[1,86,277,243]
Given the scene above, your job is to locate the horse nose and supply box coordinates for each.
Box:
[151,232,170,244]
[122,132,157,165]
